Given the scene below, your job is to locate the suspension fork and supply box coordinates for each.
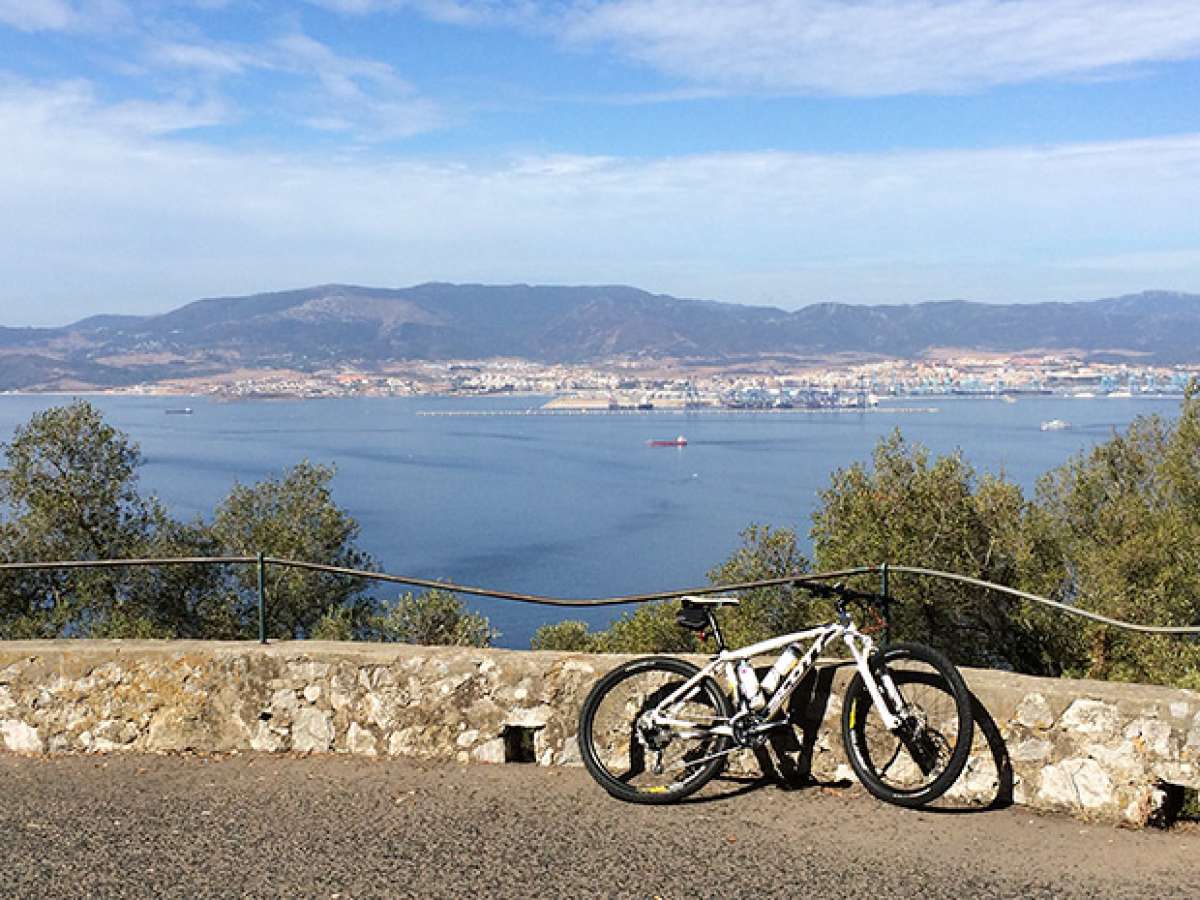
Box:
[843,632,904,731]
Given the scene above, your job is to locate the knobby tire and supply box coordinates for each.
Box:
[841,641,974,808]
[578,656,734,804]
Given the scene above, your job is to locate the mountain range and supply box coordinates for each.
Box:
[2,283,1199,390]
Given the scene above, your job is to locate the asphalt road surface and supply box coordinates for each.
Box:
[1,753,1196,899]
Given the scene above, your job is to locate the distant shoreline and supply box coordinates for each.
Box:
[416,406,941,417]
[1,389,1189,406]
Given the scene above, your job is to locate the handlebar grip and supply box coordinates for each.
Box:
[797,580,886,605]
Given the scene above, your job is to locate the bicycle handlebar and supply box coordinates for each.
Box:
[797,579,886,606]
[677,578,887,607]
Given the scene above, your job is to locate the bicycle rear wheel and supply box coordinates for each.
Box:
[841,642,974,808]
[578,656,734,804]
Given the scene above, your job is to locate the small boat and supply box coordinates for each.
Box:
[1040,419,1070,431]
[165,407,194,415]
[649,435,687,447]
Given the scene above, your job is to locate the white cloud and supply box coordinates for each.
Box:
[0,0,76,30]
[304,1,531,24]
[309,0,1200,96]
[2,77,1199,324]
[140,30,448,140]
[0,0,128,32]
[146,41,254,76]
[0,77,229,135]
[563,0,1200,95]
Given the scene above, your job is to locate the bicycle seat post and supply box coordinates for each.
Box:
[705,607,728,652]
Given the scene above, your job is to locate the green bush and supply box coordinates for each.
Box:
[529,524,809,654]
[529,620,601,652]
[365,589,495,647]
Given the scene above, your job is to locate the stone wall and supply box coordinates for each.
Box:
[2,641,1198,825]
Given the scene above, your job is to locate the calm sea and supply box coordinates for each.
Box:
[0,393,1183,647]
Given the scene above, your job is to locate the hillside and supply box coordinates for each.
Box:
[1,284,1198,390]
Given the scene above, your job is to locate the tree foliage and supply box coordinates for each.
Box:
[211,461,377,639]
[363,589,495,647]
[1032,387,1200,686]
[0,402,494,646]
[529,619,600,652]
[6,396,1200,687]
[529,525,809,654]
[532,394,1200,690]
[0,401,188,637]
[811,431,1074,673]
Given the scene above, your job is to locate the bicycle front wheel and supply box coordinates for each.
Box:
[841,642,974,808]
[578,656,734,804]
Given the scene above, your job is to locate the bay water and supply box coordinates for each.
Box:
[0,393,1183,647]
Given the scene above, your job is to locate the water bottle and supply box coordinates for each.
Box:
[725,665,740,697]
[760,644,801,695]
[736,659,765,710]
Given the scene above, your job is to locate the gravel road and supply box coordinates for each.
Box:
[1,753,1195,899]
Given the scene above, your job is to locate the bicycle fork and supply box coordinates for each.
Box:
[844,633,904,732]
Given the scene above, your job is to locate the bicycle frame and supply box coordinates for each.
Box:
[645,619,903,739]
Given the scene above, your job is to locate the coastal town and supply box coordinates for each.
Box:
[110,353,1200,408]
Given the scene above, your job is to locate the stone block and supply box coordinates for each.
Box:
[555,736,582,767]
[344,722,377,756]
[1058,699,1119,736]
[505,704,556,729]
[292,707,334,752]
[1011,738,1053,762]
[472,738,506,764]
[1014,692,1054,729]
[269,688,299,713]
[1038,758,1114,810]
[1124,718,1173,757]
[1,719,42,753]
[250,721,285,752]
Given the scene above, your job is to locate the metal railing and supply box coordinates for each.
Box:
[2,556,1198,642]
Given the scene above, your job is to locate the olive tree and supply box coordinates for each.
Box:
[211,461,378,639]
[0,401,223,637]
[1033,388,1200,686]
[810,431,1073,672]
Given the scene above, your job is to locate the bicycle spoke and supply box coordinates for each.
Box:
[585,666,729,796]
[848,652,971,799]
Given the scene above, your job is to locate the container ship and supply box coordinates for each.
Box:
[648,435,687,447]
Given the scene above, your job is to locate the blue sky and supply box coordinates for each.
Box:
[2,0,1199,325]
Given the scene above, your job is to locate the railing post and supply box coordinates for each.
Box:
[879,561,891,645]
[257,552,267,645]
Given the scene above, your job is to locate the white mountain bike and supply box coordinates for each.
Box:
[578,583,974,807]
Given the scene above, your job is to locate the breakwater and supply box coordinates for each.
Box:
[415,406,939,416]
